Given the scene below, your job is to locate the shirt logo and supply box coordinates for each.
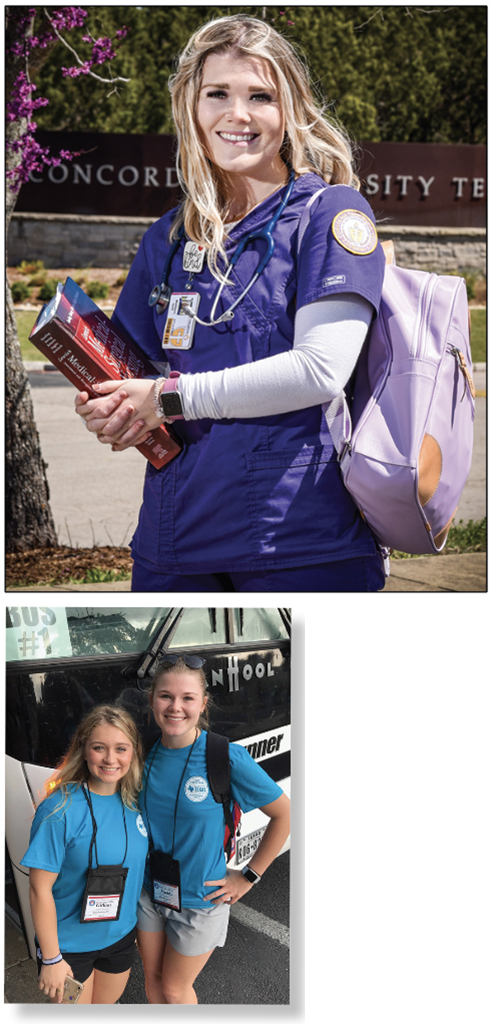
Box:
[136,813,148,837]
[185,776,209,802]
[332,209,378,255]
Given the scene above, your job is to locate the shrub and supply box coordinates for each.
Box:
[37,279,59,302]
[114,271,128,287]
[86,280,109,300]
[11,280,31,303]
[28,273,47,287]
[446,269,482,303]
[16,259,45,275]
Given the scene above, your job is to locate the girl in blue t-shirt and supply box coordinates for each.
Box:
[136,654,291,1004]
[21,705,149,1004]
[74,15,386,594]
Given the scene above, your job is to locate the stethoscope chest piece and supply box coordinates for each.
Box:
[149,283,172,314]
[149,171,295,327]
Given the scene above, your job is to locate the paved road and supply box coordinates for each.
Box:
[5,853,290,1005]
[26,366,486,550]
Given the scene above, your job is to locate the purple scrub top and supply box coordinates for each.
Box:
[113,172,385,573]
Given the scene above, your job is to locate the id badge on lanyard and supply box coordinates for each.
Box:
[149,849,181,911]
[80,786,129,923]
[144,731,198,913]
[162,293,200,350]
[81,864,129,923]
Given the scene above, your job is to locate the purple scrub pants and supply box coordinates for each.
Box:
[130,551,386,593]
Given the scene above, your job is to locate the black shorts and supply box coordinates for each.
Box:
[35,927,137,985]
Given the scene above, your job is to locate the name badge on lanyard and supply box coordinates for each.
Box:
[144,731,199,915]
[162,292,200,350]
[80,787,129,923]
[150,849,182,911]
[81,864,129,922]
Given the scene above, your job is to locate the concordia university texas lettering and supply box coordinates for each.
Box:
[16,132,486,228]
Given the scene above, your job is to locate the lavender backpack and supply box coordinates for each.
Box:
[299,191,475,556]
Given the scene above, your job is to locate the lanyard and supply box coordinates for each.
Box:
[148,171,296,324]
[82,785,128,870]
[144,730,198,860]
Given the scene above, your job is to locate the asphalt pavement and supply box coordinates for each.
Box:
[5,853,290,1006]
[9,365,487,593]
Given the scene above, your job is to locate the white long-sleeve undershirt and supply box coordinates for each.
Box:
[178,292,373,421]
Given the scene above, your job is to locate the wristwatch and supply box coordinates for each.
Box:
[241,865,261,885]
[159,372,184,421]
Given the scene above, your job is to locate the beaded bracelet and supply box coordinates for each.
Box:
[42,953,63,965]
[152,377,167,420]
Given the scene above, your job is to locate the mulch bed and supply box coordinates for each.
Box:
[6,545,133,587]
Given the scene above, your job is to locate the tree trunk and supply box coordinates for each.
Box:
[6,279,58,552]
[6,8,58,551]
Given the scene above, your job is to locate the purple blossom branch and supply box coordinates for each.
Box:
[43,6,130,83]
[6,7,129,192]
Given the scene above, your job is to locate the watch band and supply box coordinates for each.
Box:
[241,865,261,885]
[159,371,184,422]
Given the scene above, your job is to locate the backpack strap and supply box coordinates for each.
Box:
[296,185,352,458]
[206,731,235,841]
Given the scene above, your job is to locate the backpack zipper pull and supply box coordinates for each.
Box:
[451,346,475,400]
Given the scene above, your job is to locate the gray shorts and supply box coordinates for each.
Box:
[137,887,230,957]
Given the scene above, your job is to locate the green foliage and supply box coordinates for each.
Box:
[15,312,46,361]
[393,518,486,558]
[114,271,128,287]
[32,5,486,144]
[28,272,48,286]
[445,269,478,302]
[469,309,486,364]
[16,259,45,275]
[37,278,59,301]
[11,280,32,303]
[86,280,109,300]
[68,567,131,584]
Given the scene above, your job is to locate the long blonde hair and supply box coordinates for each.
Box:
[168,14,359,276]
[43,704,143,813]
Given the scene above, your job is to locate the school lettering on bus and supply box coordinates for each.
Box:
[210,655,275,693]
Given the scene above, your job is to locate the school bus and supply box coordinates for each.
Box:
[5,605,291,958]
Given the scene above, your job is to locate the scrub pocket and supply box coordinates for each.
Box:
[245,443,366,560]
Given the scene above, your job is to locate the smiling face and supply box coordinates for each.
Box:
[84,724,134,795]
[151,670,207,749]
[196,50,286,187]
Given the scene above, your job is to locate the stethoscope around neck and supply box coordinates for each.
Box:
[148,170,296,327]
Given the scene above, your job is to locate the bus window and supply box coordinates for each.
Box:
[232,608,290,643]
[6,607,171,660]
[168,608,227,648]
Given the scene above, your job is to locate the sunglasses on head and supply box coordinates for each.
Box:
[157,653,206,669]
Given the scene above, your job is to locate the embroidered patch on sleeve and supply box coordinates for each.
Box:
[332,209,378,255]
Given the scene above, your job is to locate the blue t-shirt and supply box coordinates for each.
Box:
[113,172,385,573]
[140,730,283,908]
[21,786,149,952]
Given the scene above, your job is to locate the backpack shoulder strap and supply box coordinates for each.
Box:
[206,730,230,802]
[206,731,235,838]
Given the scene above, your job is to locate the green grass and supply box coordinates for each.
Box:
[67,568,132,584]
[392,518,486,558]
[15,308,486,366]
[469,308,486,363]
[14,311,46,361]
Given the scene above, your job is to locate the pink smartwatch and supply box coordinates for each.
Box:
[159,371,184,421]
